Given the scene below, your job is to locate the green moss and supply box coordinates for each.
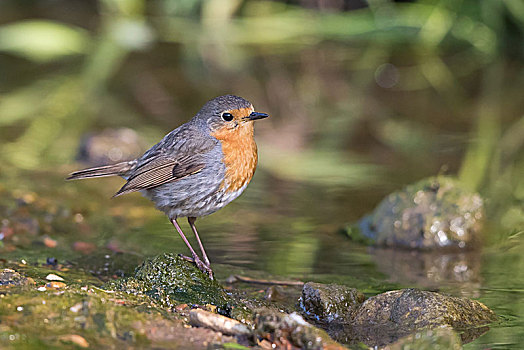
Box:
[0,284,152,349]
[107,253,233,313]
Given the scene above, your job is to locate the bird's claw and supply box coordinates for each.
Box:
[177,253,214,280]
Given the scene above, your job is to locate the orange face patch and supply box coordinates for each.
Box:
[211,118,258,193]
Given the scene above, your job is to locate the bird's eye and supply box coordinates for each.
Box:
[221,112,234,122]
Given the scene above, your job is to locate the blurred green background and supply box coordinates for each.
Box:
[1,0,522,210]
[0,0,523,348]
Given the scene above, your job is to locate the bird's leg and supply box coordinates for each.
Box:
[188,217,211,267]
[170,218,213,279]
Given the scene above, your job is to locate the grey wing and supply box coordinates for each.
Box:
[114,126,216,197]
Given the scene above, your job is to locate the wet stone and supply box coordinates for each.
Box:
[254,308,346,350]
[348,288,495,347]
[354,176,484,249]
[299,282,365,323]
[0,268,34,289]
[107,253,232,313]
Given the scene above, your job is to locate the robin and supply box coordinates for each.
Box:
[68,95,269,279]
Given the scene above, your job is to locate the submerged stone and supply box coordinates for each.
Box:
[299,282,365,323]
[353,176,484,249]
[108,253,231,313]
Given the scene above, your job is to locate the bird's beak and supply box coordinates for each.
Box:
[248,112,269,121]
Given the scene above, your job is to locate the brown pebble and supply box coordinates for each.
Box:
[46,281,66,289]
[175,303,188,312]
[59,334,89,348]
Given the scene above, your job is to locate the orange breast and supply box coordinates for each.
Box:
[211,123,258,193]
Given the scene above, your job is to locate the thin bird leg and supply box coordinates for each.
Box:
[171,218,200,259]
[188,217,211,267]
[170,218,213,279]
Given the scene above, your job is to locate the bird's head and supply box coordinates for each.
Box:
[195,95,269,138]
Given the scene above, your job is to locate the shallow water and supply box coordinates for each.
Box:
[3,170,522,348]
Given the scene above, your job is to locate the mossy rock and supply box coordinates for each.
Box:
[352,176,484,249]
[299,282,365,323]
[108,254,232,313]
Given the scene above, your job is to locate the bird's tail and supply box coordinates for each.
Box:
[67,160,136,180]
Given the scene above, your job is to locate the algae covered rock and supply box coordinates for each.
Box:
[354,176,484,249]
[108,253,231,313]
[299,282,365,323]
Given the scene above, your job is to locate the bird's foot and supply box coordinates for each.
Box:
[178,254,194,263]
[177,254,214,280]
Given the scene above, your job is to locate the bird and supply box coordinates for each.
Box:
[67,95,269,280]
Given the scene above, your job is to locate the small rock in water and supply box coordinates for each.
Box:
[299,282,365,323]
[351,176,484,249]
